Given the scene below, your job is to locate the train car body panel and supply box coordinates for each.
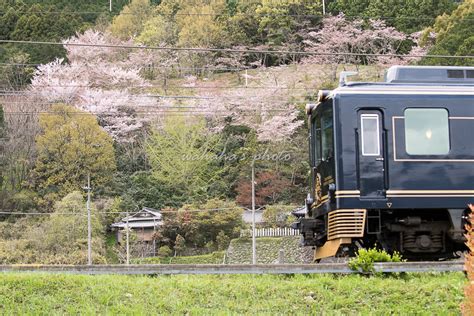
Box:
[296,66,474,260]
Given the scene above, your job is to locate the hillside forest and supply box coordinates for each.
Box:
[0,0,473,263]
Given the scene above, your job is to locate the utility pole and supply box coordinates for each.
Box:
[86,173,92,265]
[109,0,112,12]
[251,159,256,265]
[126,209,130,265]
[322,0,326,15]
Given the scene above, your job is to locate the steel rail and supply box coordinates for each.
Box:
[0,262,464,275]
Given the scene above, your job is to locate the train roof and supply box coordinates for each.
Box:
[385,66,474,84]
[331,83,474,96]
[330,66,474,97]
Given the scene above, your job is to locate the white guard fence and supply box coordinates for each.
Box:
[240,227,300,238]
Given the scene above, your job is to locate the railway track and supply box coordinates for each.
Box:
[0,261,464,275]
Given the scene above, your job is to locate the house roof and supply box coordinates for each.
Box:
[111,207,163,229]
[111,221,163,229]
[121,207,162,222]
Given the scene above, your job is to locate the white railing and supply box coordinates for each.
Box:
[240,227,300,238]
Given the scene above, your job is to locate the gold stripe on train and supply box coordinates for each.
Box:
[335,190,361,195]
[387,190,474,194]
[335,195,360,198]
[387,194,474,198]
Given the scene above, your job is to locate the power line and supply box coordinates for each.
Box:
[0,10,464,21]
[0,207,247,216]
[0,99,309,105]
[1,39,472,59]
[3,109,298,116]
[0,85,313,91]
[0,93,215,100]
[0,62,250,72]
[0,92,313,102]
[0,98,302,108]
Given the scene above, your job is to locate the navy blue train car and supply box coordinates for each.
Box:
[294,66,474,260]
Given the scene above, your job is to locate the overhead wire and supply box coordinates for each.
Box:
[1,39,472,59]
[0,97,311,104]
[0,10,465,21]
[0,206,252,216]
[0,85,315,90]
[3,109,300,115]
[0,62,251,72]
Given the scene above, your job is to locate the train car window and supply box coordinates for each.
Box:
[321,107,333,160]
[315,115,322,164]
[360,114,380,156]
[404,108,450,155]
[447,69,464,79]
[310,118,316,166]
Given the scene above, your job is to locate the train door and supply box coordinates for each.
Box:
[358,110,386,199]
[312,103,334,206]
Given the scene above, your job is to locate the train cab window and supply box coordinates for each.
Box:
[321,107,333,161]
[313,115,322,164]
[361,114,380,156]
[404,108,450,155]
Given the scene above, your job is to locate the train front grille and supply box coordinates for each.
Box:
[327,209,367,240]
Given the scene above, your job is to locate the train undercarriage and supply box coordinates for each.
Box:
[294,208,468,260]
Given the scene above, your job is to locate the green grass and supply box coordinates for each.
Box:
[0,272,465,314]
[132,251,225,264]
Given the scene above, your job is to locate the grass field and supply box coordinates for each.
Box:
[0,272,465,315]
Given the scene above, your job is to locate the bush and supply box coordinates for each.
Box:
[262,204,295,228]
[216,231,230,251]
[464,204,474,314]
[160,199,243,250]
[348,247,403,274]
[158,246,172,258]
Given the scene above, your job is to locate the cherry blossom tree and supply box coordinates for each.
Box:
[302,14,418,66]
[28,30,162,141]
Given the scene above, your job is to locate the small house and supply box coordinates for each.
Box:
[111,207,163,243]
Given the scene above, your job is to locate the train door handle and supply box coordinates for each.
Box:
[375,157,384,161]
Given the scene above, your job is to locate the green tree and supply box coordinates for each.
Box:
[420,1,474,66]
[146,115,221,203]
[137,14,179,46]
[108,0,153,39]
[176,4,228,48]
[160,199,243,250]
[255,0,321,46]
[329,0,456,33]
[224,1,261,46]
[30,191,106,264]
[179,199,243,248]
[32,104,116,205]
[0,191,106,264]
[262,204,294,227]
[0,52,35,88]
[158,245,173,257]
[136,0,182,46]
[174,234,186,255]
[216,230,230,251]
[0,0,131,63]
